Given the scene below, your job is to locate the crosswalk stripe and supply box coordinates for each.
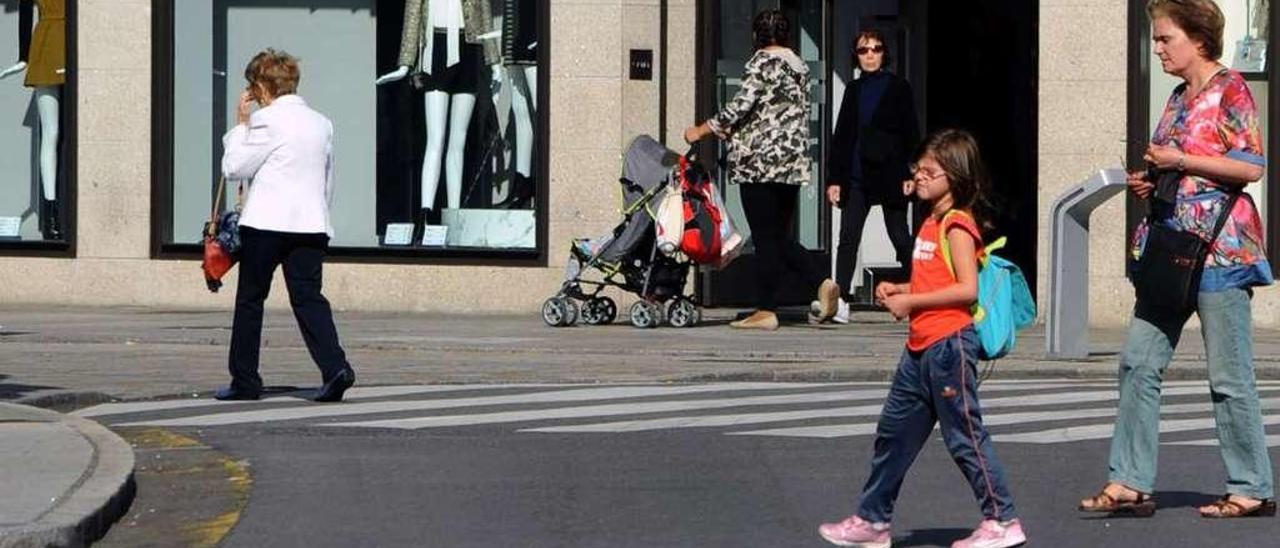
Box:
[992,415,1280,444]
[111,383,837,427]
[726,399,1280,439]
[74,385,568,418]
[108,381,1107,428]
[322,384,1254,432]
[1168,434,1280,447]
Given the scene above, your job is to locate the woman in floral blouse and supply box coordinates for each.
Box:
[1079,0,1275,519]
[684,9,838,330]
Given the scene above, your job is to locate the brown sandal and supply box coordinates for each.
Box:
[1078,486,1156,517]
[1199,495,1277,519]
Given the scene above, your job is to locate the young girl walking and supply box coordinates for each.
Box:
[818,129,1026,548]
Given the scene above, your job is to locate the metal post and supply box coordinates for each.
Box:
[1047,168,1128,358]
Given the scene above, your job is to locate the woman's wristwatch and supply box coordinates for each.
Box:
[1177,151,1187,172]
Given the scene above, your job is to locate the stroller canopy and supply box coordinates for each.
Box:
[599,135,681,264]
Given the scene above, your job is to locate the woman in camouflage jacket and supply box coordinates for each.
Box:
[684,9,838,330]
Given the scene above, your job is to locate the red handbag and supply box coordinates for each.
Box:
[202,177,241,292]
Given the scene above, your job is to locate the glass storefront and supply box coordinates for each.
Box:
[0,0,73,249]
[157,0,544,257]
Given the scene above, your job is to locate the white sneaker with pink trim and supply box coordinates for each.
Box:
[951,518,1027,548]
[817,514,891,548]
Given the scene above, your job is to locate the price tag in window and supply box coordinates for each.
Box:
[0,217,20,238]
[421,226,449,247]
[382,223,414,246]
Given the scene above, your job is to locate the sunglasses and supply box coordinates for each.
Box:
[855,45,885,55]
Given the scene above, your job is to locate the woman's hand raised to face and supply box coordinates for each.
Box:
[237,90,255,125]
[826,185,841,207]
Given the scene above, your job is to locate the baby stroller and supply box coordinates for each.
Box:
[542,135,704,328]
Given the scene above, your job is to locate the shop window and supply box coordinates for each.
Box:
[154,0,545,260]
[0,0,75,253]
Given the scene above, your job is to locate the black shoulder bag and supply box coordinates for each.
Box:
[1132,171,1241,316]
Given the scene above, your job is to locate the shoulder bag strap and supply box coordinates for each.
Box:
[207,177,226,238]
[1206,189,1243,246]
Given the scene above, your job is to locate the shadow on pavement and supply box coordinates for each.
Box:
[1155,490,1221,510]
[894,527,971,547]
[0,374,58,400]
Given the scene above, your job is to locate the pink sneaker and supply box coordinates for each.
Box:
[951,518,1027,548]
[818,514,891,548]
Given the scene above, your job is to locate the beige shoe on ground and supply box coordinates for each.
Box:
[730,310,779,331]
[814,279,840,322]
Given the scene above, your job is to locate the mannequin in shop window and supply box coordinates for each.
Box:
[0,0,66,240]
[376,0,501,239]
[491,0,537,209]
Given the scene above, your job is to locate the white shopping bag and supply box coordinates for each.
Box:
[654,186,684,256]
[708,187,743,269]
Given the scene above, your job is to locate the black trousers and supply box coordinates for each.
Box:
[228,227,349,393]
[835,186,919,298]
[739,183,824,312]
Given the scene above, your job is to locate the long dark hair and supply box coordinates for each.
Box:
[916,128,997,234]
[753,9,791,50]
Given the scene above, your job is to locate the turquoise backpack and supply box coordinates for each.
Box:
[939,211,1036,360]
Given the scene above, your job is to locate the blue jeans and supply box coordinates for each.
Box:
[1110,288,1275,499]
[857,327,1017,523]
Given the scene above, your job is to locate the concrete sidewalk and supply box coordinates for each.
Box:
[4,305,1280,405]
[0,402,135,548]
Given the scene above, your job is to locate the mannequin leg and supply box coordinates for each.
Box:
[35,87,60,201]
[509,68,534,178]
[524,66,537,110]
[444,93,477,210]
[35,86,61,239]
[421,91,450,211]
[495,67,536,209]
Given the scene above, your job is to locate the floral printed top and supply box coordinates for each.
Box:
[708,48,812,186]
[1131,68,1273,291]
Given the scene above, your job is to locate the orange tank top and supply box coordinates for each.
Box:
[906,210,983,352]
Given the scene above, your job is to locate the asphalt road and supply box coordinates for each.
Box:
[84,381,1280,547]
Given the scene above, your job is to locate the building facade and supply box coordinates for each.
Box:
[0,0,1275,329]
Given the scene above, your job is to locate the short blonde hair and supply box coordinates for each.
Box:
[244,48,301,97]
[1147,0,1226,61]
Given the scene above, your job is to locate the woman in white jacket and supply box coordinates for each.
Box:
[216,49,355,403]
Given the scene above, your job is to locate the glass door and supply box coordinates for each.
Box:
[699,0,829,307]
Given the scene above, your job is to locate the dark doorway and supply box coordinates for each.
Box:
[922,0,1039,296]
[697,0,1038,307]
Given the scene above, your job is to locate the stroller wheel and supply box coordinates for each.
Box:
[629,301,662,329]
[667,298,701,328]
[563,298,581,326]
[542,297,572,327]
[583,296,618,325]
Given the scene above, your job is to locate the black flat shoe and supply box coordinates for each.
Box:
[314,368,355,402]
[214,386,260,401]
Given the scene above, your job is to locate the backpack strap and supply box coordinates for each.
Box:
[938,209,992,278]
[938,209,995,324]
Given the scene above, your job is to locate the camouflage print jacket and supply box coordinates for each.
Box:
[708,48,812,186]
[398,0,500,71]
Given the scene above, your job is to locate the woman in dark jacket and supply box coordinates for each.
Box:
[825,29,921,316]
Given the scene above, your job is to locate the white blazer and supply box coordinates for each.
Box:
[222,95,335,237]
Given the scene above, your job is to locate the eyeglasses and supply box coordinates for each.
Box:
[855,45,885,55]
[909,165,945,181]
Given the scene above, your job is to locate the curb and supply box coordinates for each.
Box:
[14,391,116,413]
[0,408,136,548]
